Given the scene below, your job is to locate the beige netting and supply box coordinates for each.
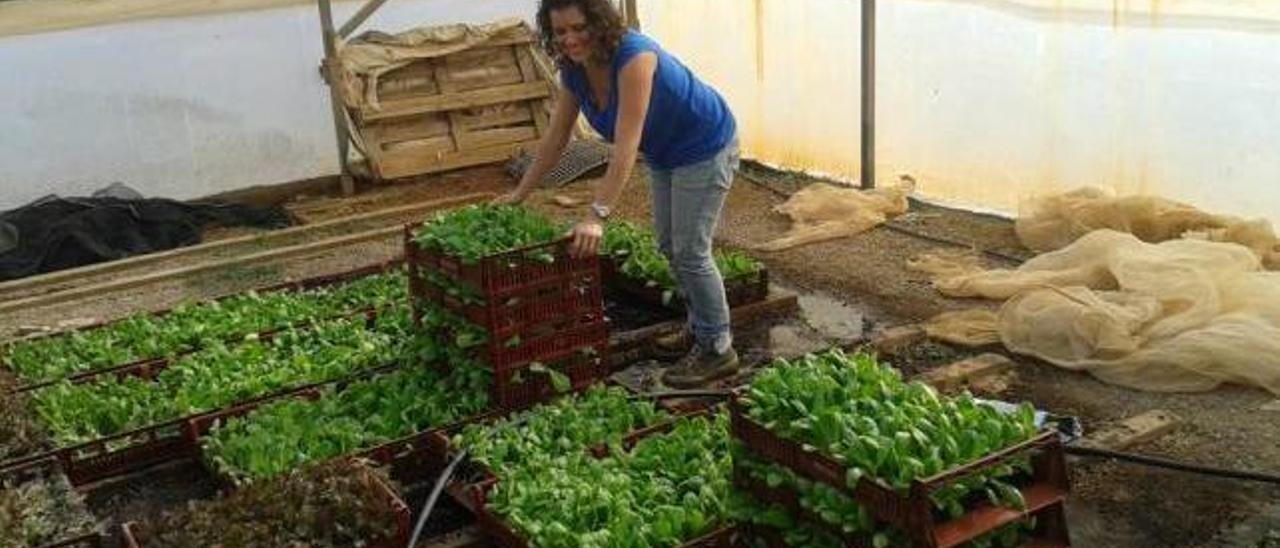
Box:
[1016,187,1280,269]
[336,18,535,111]
[912,230,1280,394]
[753,179,914,251]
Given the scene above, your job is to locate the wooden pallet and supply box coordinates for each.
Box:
[344,32,556,180]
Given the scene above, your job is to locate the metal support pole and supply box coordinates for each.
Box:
[623,0,640,31]
[318,0,356,196]
[860,0,876,189]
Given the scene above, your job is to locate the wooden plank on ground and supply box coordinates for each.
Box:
[919,353,1015,393]
[361,81,550,121]
[1076,410,1181,450]
[870,324,926,355]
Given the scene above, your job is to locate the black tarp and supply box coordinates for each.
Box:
[0,187,291,282]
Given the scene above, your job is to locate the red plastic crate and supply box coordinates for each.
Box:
[55,421,193,487]
[491,345,609,410]
[405,225,599,299]
[586,407,717,459]
[50,363,401,487]
[734,469,874,547]
[418,269,604,341]
[728,398,1071,548]
[487,314,608,373]
[736,474,1070,548]
[405,226,605,345]
[117,461,410,548]
[358,409,507,483]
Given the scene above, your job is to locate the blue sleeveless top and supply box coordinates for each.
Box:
[560,32,736,170]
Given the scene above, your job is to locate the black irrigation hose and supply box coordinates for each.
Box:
[1064,445,1280,485]
[880,221,1029,265]
[737,170,1028,265]
[406,448,467,548]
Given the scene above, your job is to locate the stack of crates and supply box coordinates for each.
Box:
[403,224,608,410]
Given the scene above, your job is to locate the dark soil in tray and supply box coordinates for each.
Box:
[84,459,220,534]
[401,475,476,542]
[605,292,681,333]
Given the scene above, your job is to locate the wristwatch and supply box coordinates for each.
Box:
[590,202,612,221]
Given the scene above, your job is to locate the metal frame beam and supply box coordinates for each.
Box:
[861,0,876,189]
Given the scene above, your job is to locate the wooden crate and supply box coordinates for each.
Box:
[338,22,557,180]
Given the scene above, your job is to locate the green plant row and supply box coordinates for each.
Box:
[3,271,405,384]
[486,414,733,548]
[203,351,492,482]
[742,349,1038,519]
[601,221,763,304]
[412,205,566,265]
[453,385,668,476]
[32,306,414,447]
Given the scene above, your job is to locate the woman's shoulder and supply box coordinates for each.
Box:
[617,31,661,60]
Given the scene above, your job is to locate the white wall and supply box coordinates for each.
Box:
[639,0,1280,225]
[0,0,536,210]
[4,0,1279,227]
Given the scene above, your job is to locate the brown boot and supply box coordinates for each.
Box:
[650,329,694,360]
[661,347,740,389]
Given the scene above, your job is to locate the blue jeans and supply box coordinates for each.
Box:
[649,138,740,355]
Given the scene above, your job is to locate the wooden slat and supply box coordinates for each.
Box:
[456,106,533,131]
[381,135,454,156]
[464,126,537,149]
[378,142,530,180]
[515,46,537,83]
[443,47,522,92]
[365,114,451,148]
[360,81,550,121]
[377,61,440,102]
[434,64,469,153]
[516,47,550,137]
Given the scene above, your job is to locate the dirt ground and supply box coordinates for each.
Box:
[4,161,1277,547]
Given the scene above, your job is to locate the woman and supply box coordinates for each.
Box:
[496,0,740,388]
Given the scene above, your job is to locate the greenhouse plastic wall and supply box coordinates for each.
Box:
[637,0,1280,225]
[0,0,537,211]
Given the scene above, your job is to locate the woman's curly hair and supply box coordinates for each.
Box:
[536,0,627,67]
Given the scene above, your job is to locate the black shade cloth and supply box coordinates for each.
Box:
[0,191,291,282]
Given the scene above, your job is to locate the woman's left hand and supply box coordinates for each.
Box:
[569,217,604,258]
